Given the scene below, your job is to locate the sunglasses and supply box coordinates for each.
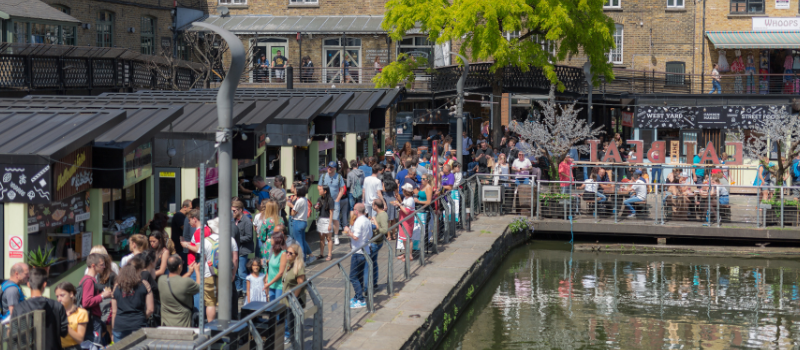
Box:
[287,251,297,256]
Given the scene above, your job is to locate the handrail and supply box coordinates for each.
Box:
[195,174,479,349]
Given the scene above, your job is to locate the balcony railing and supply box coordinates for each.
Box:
[0,43,205,92]
[230,66,434,91]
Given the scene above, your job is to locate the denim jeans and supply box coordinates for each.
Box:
[593,192,608,203]
[85,314,105,345]
[268,288,281,302]
[339,198,350,228]
[349,193,360,212]
[515,177,531,186]
[651,166,663,184]
[709,80,722,94]
[624,197,644,214]
[290,220,311,261]
[719,195,729,205]
[365,242,383,289]
[236,255,248,292]
[349,254,367,302]
[113,329,135,343]
[190,270,201,310]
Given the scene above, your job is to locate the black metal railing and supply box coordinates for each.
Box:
[0,43,205,92]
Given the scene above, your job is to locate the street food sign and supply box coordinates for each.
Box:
[27,192,90,233]
[54,147,93,201]
[635,105,776,129]
[0,164,52,204]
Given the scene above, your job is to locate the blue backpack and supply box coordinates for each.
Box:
[792,160,800,179]
[0,281,24,321]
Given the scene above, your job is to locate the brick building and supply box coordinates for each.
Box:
[35,0,174,54]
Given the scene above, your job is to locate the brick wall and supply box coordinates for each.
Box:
[42,0,172,53]
[212,0,387,17]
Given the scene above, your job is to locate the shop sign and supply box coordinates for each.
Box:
[54,147,93,201]
[27,192,90,233]
[365,49,389,64]
[0,164,52,204]
[776,0,790,9]
[124,142,153,188]
[587,139,744,166]
[621,111,634,127]
[753,17,799,31]
[159,171,175,178]
[635,105,775,129]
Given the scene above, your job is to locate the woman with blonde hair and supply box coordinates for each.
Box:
[121,234,147,268]
[281,243,307,343]
[258,199,284,265]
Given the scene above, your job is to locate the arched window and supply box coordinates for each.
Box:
[141,16,156,54]
[97,10,114,47]
[609,24,623,64]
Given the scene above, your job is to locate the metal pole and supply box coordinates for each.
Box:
[192,22,245,322]
[449,52,469,168]
[199,162,206,332]
[781,185,785,228]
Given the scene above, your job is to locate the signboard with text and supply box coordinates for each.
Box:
[621,111,634,127]
[0,164,52,204]
[753,17,799,31]
[54,147,93,201]
[123,142,153,188]
[635,105,777,129]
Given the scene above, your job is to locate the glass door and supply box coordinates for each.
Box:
[325,48,343,83]
[154,168,181,216]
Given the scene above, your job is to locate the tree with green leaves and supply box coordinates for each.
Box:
[378,0,617,144]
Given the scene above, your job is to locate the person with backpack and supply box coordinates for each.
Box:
[320,161,346,247]
[181,217,238,323]
[79,254,112,346]
[347,159,364,215]
[11,268,67,350]
[1,262,29,322]
[792,154,800,199]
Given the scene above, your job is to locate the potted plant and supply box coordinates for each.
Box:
[509,217,534,235]
[27,246,56,274]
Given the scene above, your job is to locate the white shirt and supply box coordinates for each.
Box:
[512,158,532,172]
[350,215,373,255]
[363,176,383,205]
[632,179,647,200]
[584,179,597,193]
[292,197,308,221]
[717,184,729,196]
[200,233,238,278]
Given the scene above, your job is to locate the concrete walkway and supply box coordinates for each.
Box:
[314,216,511,350]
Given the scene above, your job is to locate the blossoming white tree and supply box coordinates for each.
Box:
[727,105,800,187]
[509,85,603,178]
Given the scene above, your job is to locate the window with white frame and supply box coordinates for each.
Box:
[604,0,620,7]
[609,24,623,64]
[141,17,156,55]
[290,0,318,5]
[503,31,520,40]
[532,34,558,57]
[218,0,246,4]
[667,0,684,7]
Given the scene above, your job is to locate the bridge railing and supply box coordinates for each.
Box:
[191,175,485,350]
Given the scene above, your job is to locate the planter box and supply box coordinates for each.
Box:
[763,207,798,226]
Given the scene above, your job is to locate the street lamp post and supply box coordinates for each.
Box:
[192,22,245,323]
[450,52,469,167]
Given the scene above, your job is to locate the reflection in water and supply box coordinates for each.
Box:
[438,241,800,350]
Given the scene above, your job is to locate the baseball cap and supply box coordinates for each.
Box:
[401,183,414,192]
[385,151,394,157]
[327,161,338,169]
[634,169,643,175]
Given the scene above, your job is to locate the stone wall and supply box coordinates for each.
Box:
[42,0,173,53]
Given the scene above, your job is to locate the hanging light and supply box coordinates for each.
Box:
[241,133,248,141]
[370,133,374,138]
[704,108,707,112]
[413,121,417,126]
[287,138,292,145]
[357,135,362,141]
[343,136,347,142]
[265,136,270,143]
[403,124,407,130]
[307,138,312,144]
[324,136,329,142]
[627,107,630,111]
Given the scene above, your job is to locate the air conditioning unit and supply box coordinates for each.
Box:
[482,185,503,203]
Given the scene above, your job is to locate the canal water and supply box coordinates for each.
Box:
[438,240,800,350]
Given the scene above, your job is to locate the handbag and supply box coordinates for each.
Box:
[166,276,199,328]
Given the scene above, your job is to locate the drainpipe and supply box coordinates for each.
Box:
[701,0,707,93]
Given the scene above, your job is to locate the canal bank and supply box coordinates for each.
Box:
[334,216,532,350]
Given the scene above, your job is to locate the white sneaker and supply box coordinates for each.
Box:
[627,214,636,218]
[334,235,340,245]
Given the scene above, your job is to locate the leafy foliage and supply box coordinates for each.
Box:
[509,216,535,234]
[27,246,55,268]
[381,0,617,90]
[373,53,429,89]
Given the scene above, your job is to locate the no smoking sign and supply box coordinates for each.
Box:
[8,236,23,259]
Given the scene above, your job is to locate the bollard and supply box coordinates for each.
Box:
[286,66,293,89]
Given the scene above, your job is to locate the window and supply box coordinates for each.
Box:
[218,0,246,4]
[97,11,114,47]
[141,17,156,55]
[290,0,317,4]
[730,0,763,13]
[177,38,189,60]
[31,23,59,44]
[609,24,623,64]
[13,21,28,43]
[665,61,685,85]
[51,6,76,45]
[667,0,684,7]
[503,31,520,40]
[604,0,620,7]
[532,34,558,57]
[52,4,70,14]
[397,36,432,61]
